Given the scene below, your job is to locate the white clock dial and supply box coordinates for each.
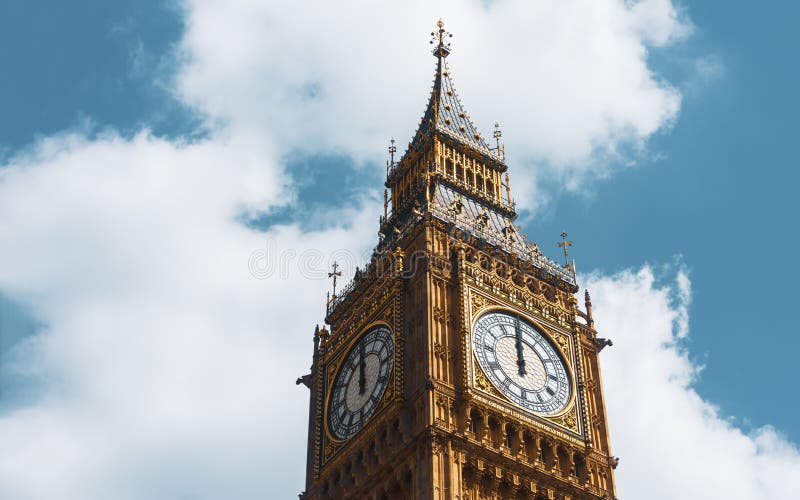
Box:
[473,311,571,415]
[327,326,393,440]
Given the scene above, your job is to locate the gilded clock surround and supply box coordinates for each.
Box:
[299,20,617,500]
[468,303,579,429]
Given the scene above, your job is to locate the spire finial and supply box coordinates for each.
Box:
[386,138,397,179]
[558,232,573,268]
[430,18,453,58]
[492,122,505,160]
[328,261,342,298]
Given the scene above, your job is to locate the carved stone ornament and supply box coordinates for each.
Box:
[553,406,579,432]
[474,364,504,399]
[431,436,446,455]
[475,365,491,391]
[554,334,570,356]
[471,293,486,314]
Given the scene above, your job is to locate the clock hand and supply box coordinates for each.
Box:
[515,316,526,376]
[358,342,367,395]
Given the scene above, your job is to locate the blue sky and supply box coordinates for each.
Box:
[535,1,800,438]
[1,1,799,499]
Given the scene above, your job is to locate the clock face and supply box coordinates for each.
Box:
[473,311,571,415]
[327,326,394,440]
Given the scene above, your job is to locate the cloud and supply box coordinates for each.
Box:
[176,0,692,202]
[586,266,800,499]
[0,130,377,499]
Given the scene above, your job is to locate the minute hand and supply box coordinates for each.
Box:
[358,342,367,394]
[515,317,526,376]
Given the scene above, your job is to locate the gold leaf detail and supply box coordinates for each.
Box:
[555,407,579,432]
[555,334,570,355]
[472,293,485,313]
[475,366,491,391]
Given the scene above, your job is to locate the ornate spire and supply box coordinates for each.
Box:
[411,19,495,157]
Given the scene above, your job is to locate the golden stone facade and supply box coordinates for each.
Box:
[299,20,617,500]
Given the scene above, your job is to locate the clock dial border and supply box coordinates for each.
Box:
[324,323,395,442]
[470,307,577,419]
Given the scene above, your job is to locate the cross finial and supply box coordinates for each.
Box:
[388,138,396,166]
[328,261,342,298]
[492,122,504,160]
[430,18,453,58]
[557,231,573,268]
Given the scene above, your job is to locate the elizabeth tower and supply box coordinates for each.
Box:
[299,20,618,500]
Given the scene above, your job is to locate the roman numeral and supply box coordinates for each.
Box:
[546,386,555,396]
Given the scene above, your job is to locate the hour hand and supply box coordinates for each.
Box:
[515,319,526,376]
[516,342,527,375]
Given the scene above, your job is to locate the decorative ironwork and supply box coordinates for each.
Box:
[558,232,573,268]
[328,261,342,298]
[492,122,504,160]
[430,18,453,57]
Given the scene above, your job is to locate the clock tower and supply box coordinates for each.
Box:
[299,20,617,500]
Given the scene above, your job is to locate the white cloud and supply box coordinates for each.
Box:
[175,0,692,201]
[0,130,377,499]
[586,267,800,499]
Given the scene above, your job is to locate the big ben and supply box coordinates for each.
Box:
[298,19,617,500]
